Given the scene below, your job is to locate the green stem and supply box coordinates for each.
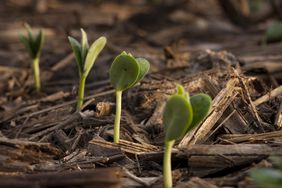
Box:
[163,140,175,188]
[77,75,86,110]
[114,90,122,144]
[32,57,40,92]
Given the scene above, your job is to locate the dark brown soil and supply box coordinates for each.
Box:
[0,0,281,187]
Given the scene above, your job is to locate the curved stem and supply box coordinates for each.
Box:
[163,140,175,188]
[77,75,86,110]
[32,57,40,92]
[114,90,122,144]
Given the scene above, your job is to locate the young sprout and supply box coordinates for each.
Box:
[68,29,107,110]
[109,52,150,144]
[19,24,44,92]
[163,85,211,188]
[264,23,282,43]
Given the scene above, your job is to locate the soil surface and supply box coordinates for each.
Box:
[0,0,282,187]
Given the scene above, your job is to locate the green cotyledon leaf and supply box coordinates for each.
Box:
[19,34,34,58]
[266,23,282,43]
[250,168,282,188]
[270,157,282,170]
[134,57,150,85]
[80,28,89,65]
[24,23,37,57]
[163,95,193,142]
[83,36,107,77]
[188,93,212,132]
[34,29,44,58]
[68,36,83,75]
[19,24,44,59]
[109,53,140,91]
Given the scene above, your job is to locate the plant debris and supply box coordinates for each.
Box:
[0,0,281,187]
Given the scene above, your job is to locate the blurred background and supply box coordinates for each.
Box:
[0,0,282,92]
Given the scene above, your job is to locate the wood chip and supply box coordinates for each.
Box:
[253,85,282,106]
[89,138,160,155]
[275,100,282,128]
[176,177,219,188]
[219,130,282,143]
[0,168,123,188]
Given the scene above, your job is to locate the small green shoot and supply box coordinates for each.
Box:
[250,157,282,188]
[68,29,107,110]
[264,22,282,43]
[163,85,211,188]
[19,23,44,92]
[109,52,150,144]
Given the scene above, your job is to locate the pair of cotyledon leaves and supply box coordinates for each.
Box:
[19,24,44,59]
[109,52,150,91]
[68,29,107,78]
[163,85,212,142]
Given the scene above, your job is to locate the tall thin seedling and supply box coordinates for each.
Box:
[68,29,107,110]
[109,52,150,143]
[19,24,44,92]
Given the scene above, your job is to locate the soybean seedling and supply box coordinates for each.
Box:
[19,24,44,92]
[163,85,211,188]
[68,29,107,110]
[109,52,150,144]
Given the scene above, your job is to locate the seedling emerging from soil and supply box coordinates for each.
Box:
[68,29,107,110]
[109,52,150,144]
[19,24,44,92]
[163,85,211,188]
